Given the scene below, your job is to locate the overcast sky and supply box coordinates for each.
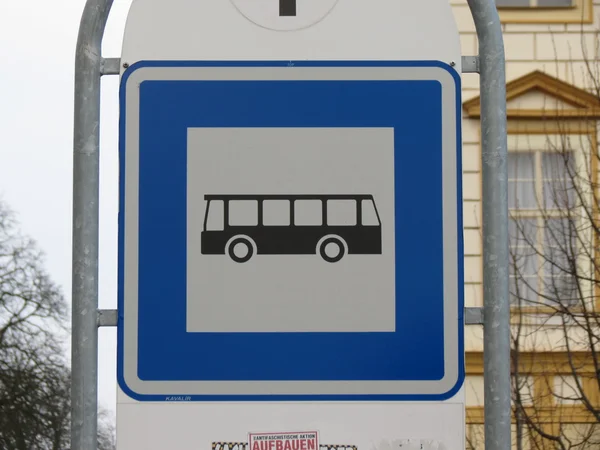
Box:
[0,0,135,415]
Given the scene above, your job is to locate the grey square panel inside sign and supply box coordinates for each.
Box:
[186,127,396,333]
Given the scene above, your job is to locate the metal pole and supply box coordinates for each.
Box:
[465,1,511,450]
[72,0,114,448]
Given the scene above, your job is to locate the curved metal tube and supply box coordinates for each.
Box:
[72,0,114,448]
[466,1,510,450]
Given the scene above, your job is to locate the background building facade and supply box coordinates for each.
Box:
[453,0,600,448]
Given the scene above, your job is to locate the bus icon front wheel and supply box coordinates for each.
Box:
[227,237,255,263]
[318,236,346,263]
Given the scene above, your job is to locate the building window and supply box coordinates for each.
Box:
[508,147,579,307]
[496,0,573,7]
[493,0,591,24]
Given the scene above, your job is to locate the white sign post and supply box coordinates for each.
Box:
[116,1,465,449]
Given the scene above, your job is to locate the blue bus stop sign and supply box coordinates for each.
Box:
[117,61,464,402]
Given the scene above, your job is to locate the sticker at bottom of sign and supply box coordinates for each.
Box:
[213,431,357,450]
[248,432,319,450]
[213,445,355,450]
[213,433,447,450]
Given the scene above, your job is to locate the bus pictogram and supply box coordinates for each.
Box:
[201,194,382,263]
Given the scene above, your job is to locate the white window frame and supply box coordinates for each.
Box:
[507,133,593,309]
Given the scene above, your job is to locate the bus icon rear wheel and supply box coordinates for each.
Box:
[318,237,346,263]
[227,237,255,263]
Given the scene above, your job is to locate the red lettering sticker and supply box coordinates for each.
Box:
[249,431,319,450]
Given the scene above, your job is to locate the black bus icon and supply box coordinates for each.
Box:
[200,194,382,263]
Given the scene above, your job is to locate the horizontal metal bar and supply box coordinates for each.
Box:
[465,307,484,325]
[104,57,478,75]
[461,56,480,74]
[98,307,482,326]
[100,57,121,75]
[97,309,118,327]
[98,307,483,326]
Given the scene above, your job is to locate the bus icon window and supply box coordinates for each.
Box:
[201,194,382,263]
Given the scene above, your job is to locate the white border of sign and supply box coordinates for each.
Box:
[118,62,463,400]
